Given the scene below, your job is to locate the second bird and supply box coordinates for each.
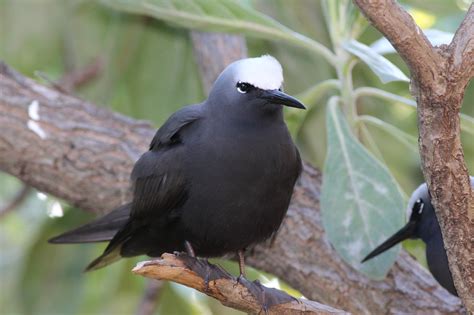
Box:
[50,55,305,276]
[362,176,474,296]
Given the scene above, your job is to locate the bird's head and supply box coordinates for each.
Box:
[361,184,431,263]
[362,176,474,263]
[207,55,305,119]
[405,183,431,229]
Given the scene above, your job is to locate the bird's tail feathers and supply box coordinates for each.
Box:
[48,203,131,244]
[84,220,134,272]
[84,245,122,272]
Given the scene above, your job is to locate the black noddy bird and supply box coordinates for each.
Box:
[50,55,305,276]
[362,176,474,296]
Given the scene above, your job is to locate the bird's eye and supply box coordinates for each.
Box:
[415,199,424,214]
[236,81,253,94]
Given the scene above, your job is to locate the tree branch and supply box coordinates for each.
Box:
[449,5,474,82]
[0,60,462,314]
[133,253,347,315]
[352,0,443,84]
[0,61,150,214]
[353,0,474,310]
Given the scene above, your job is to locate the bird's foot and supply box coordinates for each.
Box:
[234,273,248,288]
[235,249,247,288]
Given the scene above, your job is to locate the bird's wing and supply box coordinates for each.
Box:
[130,104,203,219]
[149,104,203,150]
[87,105,203,269]
[130,151,188,219]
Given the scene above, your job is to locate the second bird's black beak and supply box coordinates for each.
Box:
[361,221,416,263]
[259,89,306,109]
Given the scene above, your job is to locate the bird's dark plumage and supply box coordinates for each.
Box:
[50,56,304,272]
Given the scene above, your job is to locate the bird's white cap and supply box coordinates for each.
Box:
[406,176,474,219]
[233,55,283,90]
[406,183,428,219]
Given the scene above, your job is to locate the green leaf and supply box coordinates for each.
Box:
[101,0,336,65]
[357,115,418,152]
[353,88,474,136]
[321,98,405,279]
[342,39,409,83]
[461,113,474,135]
[371,29,454,55]
[322,0,367,44]
[358,122,385,162]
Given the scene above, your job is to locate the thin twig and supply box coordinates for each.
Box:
[0,185,32,219]
[57,57,104,93]
[35,57,104,94]
[135,280,164,315]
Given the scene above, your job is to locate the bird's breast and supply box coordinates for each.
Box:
[180,122,300,254]
[188,122,297,188]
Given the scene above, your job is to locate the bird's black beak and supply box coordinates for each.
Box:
[259,89,306,109]
[361,221,416,263]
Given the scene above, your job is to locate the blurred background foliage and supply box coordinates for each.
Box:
[0,0,472,314]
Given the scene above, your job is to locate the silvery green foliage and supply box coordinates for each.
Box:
[343,40,409,83]
[321,99,405,279]
[371,29,454,55]
[102,0,291,35]
[101,0,335,63]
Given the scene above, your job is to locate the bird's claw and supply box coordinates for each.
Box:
[234,273,247,288]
